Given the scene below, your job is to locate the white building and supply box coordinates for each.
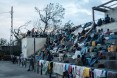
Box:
[93,0,117,32]
[22,38,46,58]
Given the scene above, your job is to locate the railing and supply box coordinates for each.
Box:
[15,57,117,78]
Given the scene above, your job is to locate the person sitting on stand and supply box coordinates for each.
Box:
[105,29,111,36]
[46,52,53,61]
[105,14,110,24]
[110,17,115,22]
[97,18,103,26]
[75,55,83,66]
[27,30,31,37]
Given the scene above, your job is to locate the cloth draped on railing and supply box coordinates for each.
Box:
[39,60,117,78]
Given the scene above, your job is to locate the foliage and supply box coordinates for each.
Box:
[35,3,65,32]
[0,38,7,46]
[64,20,74,29]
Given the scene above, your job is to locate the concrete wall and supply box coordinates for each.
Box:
[22,38,46,58]
[105,7,117,21]
[22,38,27,58]
[97,22,117,32]
[97,7,117,32]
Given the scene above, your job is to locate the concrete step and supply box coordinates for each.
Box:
[104,52,117,60]
[105,39,117,45]
[98,60,117,70]
[86,52,97,57]
[86,52,117,60]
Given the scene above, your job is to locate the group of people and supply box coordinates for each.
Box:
[11,55,17,64]
[74,28,114,67]
[97,14,115,26]
[26,28,47,38]
[38,27,116,77]
[10,20,117,78]
[11,55,35,72]
[36,22,116,68]
[13,24,115,71]
[80,14,115,29]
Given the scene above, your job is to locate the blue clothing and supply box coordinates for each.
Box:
[65,64,69,71]
[46,54,53,61]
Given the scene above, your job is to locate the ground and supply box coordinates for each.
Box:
[0,61,47,78]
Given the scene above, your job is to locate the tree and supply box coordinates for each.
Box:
[64,20,74,29]
[35,3,65,33]
[33,19,43,33]
[0,38,7,46]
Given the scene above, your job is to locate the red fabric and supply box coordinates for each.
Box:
[105,31,111,35]
[68,65,72,74]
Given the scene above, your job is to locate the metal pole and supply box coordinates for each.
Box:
[92,7,95,22]
[10,6,13,59]
[34,33,36,72]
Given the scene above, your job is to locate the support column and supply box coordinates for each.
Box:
[92,7,95,22]
[10,6,13,58]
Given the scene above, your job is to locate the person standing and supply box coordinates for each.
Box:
[30,57,34,71]
[46,52,53,61]
[75,55,83,66]
[28,57,34,71]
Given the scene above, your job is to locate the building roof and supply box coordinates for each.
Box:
[93,0,117,12]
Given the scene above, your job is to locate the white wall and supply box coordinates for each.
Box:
[97,7,117,32]
[97,22,117,32]
[22,38,27,58]
[22,38,46,58]
[72,27,83,35]
[105,7,117,21]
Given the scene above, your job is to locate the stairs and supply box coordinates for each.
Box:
[97,52,117,70]
[98,60,117,70]
[105,39,117,45]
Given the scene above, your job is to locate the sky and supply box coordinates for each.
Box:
[0,0,110,41]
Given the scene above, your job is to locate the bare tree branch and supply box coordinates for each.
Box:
[0,38,7,46]
[35,3,65,33]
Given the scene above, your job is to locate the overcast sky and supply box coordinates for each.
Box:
[0,0,109,41]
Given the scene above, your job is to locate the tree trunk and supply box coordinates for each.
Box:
[43,23,48,33]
